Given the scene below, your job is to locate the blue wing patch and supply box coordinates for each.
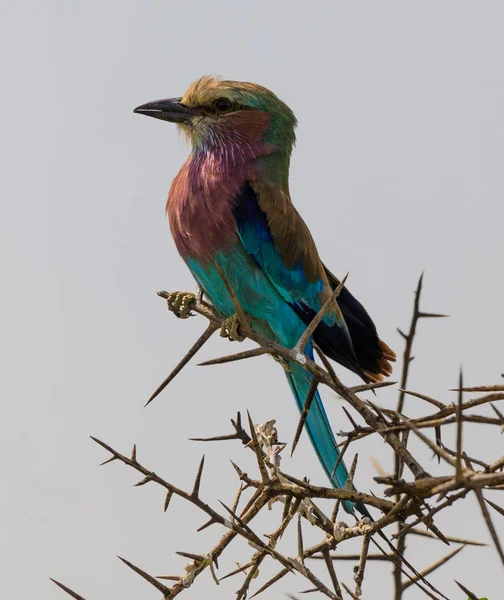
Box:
[231,183,322,302]
[232,183,362,376]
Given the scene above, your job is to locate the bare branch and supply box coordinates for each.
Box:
[146,322,217,406]
[401,545,465,591]
[66,275,503,600]
[198,346,271,366]
[455,369,464,481]
[50,579,87,600]
[191,455,205,498]
[408,528,486,547]
[454,580,480,600]
[474,489,504,566]
[118,556,172,596]
[291,377,319,456]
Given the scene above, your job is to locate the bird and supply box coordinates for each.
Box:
[134,76,396,514]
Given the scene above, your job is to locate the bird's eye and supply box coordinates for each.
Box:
[214,97,233,113]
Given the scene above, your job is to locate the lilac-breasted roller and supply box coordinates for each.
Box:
[134,76,396,514]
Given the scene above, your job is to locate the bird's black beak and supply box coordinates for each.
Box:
[133,97,197,124]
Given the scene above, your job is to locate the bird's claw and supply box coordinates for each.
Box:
[220,314,246,342]
[166,291,196,319]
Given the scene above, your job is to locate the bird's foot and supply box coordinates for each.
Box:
[166,291,196,319]
[220,314,246,342]
[272,354,291,372]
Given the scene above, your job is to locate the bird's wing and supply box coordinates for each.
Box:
[231,182,361,375]
[323,264,396,378]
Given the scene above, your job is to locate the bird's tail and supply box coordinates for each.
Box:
[286,346,364,515]
[287,356,450,597]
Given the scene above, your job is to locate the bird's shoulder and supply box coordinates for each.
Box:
[244,180,326,286]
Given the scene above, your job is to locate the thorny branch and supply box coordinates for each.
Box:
[52,276,503,600]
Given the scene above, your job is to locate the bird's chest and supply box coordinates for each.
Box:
[166,156,251,264]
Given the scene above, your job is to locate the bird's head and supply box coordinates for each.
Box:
[134,75,297,157]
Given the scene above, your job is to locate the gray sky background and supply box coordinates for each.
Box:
[1,2,502,599]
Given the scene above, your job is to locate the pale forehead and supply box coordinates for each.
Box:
[182,75,267,107]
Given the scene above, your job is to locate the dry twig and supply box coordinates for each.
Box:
[52,275,502,600]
